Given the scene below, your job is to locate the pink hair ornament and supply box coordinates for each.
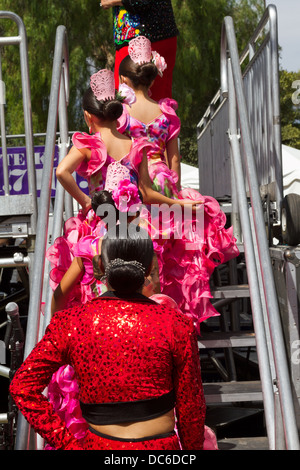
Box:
[128,36,152,64]
[128,36,167,77]
[90,69,115,101]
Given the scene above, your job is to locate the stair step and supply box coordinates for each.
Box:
[217,436,269,450]
[212,284,250,298]
[203,380,262,403]
[198,331,256,349]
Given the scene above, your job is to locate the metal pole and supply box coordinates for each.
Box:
[223,15,300,450]
[0,11,38,232]
[42,65,70,331]
[15,25,69,451]
[0,52,9,195]
[268,5,283,220]
[227,58,275,449]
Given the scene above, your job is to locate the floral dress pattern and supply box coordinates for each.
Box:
[118,98,240,328]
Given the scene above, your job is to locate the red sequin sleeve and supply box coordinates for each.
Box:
[9,311,83,450]
[172,316,206,450]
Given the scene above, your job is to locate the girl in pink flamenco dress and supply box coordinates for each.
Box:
[116,36,239,330]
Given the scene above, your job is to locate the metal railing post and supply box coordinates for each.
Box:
[222,14,299,450]
[0,11,37,232]
[14,25,69,451]
[226,58,276,449]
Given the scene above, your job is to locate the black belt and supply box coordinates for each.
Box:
[80,390,175,425]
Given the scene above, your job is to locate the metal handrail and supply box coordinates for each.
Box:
[0,11,37,230]
[14,25,70,451]
[221,12,299,450]
[197,5,283,224]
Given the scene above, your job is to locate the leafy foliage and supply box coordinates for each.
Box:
[171,0,265,164]
[279,70,300,149]
[0,1,275,163]
[0,0,114,135]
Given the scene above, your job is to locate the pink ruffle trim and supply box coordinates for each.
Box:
[73,131,151,180]
[118,98,180,142]
[72,132,107,178]
[151,187,239,332]
[46,209,107,306]
[45,365,88,450]
[158,98,181,141]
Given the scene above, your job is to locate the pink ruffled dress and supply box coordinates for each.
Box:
[46,132,151,307]
[45,133,152,449]
[118,98,240,328]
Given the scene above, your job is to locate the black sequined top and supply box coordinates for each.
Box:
[114,0,179,50]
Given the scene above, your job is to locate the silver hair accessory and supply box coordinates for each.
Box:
[104,258,146,277]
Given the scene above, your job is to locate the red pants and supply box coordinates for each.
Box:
[114,36,177,101]
[82,427,181,450]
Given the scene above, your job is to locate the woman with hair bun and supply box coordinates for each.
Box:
[10,226,206,450]
[99,0,178,100]
[50,189,160,315]
[46,192,161,450]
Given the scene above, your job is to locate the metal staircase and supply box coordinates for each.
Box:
[0,5,299,451]
[197,5,300,450]
[13,24,71,451]
[0,12,72,450]
[0,10,37,450]
[0,11,36,305]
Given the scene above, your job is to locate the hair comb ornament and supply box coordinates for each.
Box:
[128,36,152,64]
[128,36,167,77]
[104,258,146,277]
[90,69,115,101]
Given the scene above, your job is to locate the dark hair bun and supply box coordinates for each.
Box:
[106,263,145,294]
[102,100,123,121]
[136,62,158,87]
[91,190,120,224]
[82,88,123,122]
[119,56,158,89]
[100,225,154,295]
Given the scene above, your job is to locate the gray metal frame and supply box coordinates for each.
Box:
[0,11,37,235]
[270,246,300,430]
[197,5,283,225]
[0,302,24,450]
[14,25,71,451]
[207,9,299,450]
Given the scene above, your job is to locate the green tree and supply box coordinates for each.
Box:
[1,0,114,136]
[279,69,300,149]
[0,0,265,159]
[171,0,265,165]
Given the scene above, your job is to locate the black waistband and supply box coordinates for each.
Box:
[80,390,175,425]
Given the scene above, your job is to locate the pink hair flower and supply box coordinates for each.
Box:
[118,83,136,107]
[151,51,167,77]
[112,179,141,212]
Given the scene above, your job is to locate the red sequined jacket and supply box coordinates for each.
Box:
[9,294,206,450]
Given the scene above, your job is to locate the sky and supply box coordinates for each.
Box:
[266,0,300,72]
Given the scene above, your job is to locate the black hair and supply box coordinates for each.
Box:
[99,224,154,294]
[91,190,120,225]
[119,55,158,89]
[82,87,123,121]
[91,189,143,224]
